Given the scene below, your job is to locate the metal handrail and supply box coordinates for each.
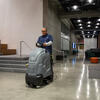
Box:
[20,41,65,60]
[20,41,33,56]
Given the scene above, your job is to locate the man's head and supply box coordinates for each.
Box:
[42,28,47,35]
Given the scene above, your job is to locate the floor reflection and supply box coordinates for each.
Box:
[0,54,100,100]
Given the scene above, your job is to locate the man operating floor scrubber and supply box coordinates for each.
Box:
[25,28,53,88]
[36,28,53,65]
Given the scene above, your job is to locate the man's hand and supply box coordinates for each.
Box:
[43,43,47,47]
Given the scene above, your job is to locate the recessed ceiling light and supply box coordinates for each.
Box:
[87,21,91,24]
[87,25,91,27]
[80,27,83,29]
[93,3,95,5]
[95,26,99,28]
[96,23,100,25]
[88,35,90,38]
[88,32,90,33]
[88,0,93,3]
[98,18,100,21]
[72,5,78,10]
[77,19,81,23]
[79,24,82,26]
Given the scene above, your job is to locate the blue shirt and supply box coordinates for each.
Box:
[37,34,53,54]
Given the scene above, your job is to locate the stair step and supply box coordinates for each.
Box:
[0,49,16,55]
[0,60,28,64]
[0,44,16,55]
[0,63,26,68]
[0,53,3,55]
[0,67,26,73]
[0,49,7,55]
[0,56,29,73]
[0,44,8,55]
[0,56,29,60]
[6,49,16,55]
[1,44,8,49]
[1,49,16,55]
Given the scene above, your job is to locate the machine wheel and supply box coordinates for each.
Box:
[44,74,53,84]
[25,74,30,85]
[26,78,36,88]
[25,74,36,88]
[30,84,37,88]
[49,74,53,82]
[25,74,44,88]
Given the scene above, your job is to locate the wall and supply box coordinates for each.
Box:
[71,33,77,43]
[61,33,70,51]
[69,32,77,54]
[43,0,61,51]
[48,5,61,51]
[0,0,43,55]
[84,38,97,51]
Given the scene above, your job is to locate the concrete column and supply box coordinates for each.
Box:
[43,0,62,60]
[43,0,48,27]
[43,0,61,50]
[69,31,72,55]
[69,29,78,55]
[69,30,74,55]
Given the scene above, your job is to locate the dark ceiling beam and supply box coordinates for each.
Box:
[61,18,75,31]
[48,0,61,7]
[59,10,100,19]
[67,19,75,30]
[74,29,100,31]
[48,0,74,30]
[48,0,64,15]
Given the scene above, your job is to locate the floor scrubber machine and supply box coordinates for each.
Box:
[25,47,53,88]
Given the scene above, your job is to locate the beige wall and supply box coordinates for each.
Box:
[0,0,43,55]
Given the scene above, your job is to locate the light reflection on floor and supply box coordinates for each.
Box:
[0,54,100,100]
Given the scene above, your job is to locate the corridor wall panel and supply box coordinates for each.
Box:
[84,38,97,51]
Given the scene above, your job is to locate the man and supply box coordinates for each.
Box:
[36,28,53,54]
[36,28,53,65]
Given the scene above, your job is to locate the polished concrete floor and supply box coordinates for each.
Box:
[0,54,100,100]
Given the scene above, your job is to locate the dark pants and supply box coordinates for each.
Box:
[50,54,53,75]
[50,55,53,66]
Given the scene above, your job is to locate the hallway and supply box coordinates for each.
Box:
[0,55,100,100]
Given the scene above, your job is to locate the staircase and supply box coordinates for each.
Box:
[0,56,29,73]
[0,44,16,55]
[0,41,29,73]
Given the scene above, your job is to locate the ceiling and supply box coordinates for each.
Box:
[59,0,100,12]
[58,0,100,38]
[71,17,100,38]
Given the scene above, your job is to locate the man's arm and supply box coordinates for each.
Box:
[43,35,53,47]
[36,43,41,47]
[45,41,53,46]
[36,37,43,47]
